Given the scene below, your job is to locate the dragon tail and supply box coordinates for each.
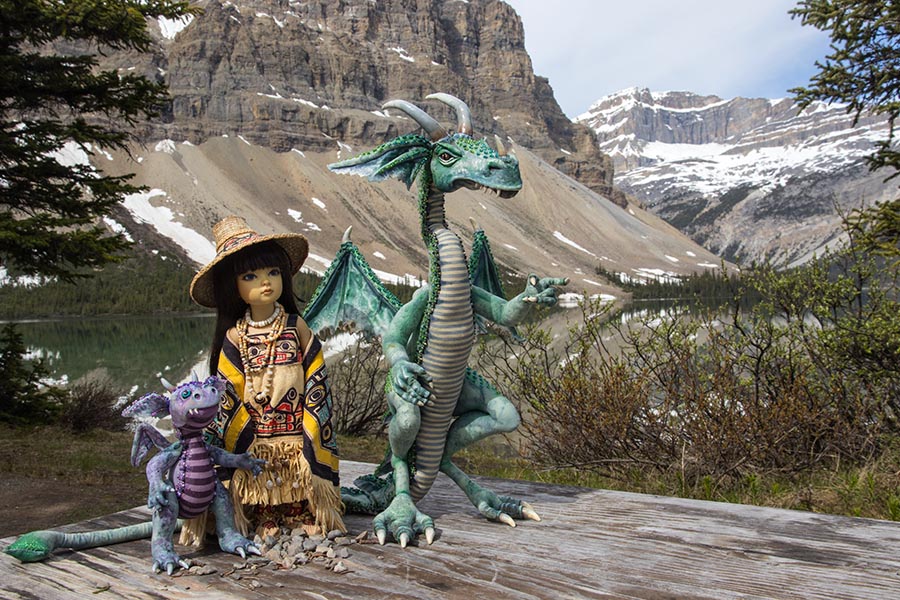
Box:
[4,520,179,562]
[340,473,396,515]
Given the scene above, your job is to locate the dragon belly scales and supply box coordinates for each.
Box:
[411,207,475,500]
[173,430,217,518]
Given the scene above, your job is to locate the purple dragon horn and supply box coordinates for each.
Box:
[426,93,473,136]
[382,99,448,141]
[160,377,175,392]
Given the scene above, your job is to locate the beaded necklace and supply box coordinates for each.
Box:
[236,303,287,402]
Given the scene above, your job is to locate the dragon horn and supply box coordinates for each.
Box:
[426,93,473,136]
[160,377,175,392]
[469,217,480,232]
[382,99,447,141]
[191,369,200,382]
[494,134,508,157]
[342,225,353,244]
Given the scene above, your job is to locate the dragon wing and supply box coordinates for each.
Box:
[303,231,403,339]
[469,226,521,340]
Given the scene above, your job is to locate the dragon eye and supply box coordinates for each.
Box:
[181,389,191,399]
[437,151,457,165]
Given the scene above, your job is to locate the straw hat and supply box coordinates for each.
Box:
[190,216,309,308]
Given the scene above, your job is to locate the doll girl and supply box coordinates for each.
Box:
[185,216,345,542]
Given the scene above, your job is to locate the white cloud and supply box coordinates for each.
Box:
[505,0,831,117]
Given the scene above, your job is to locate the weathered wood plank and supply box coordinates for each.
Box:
[2,461,899,599]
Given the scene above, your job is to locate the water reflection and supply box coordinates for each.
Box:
[12,315,214,395]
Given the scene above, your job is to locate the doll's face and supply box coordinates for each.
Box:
[236,266,283,310]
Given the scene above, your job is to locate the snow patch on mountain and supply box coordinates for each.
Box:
[577,87,895,266]
[121,189,215,265]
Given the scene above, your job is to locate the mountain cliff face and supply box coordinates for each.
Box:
[108,0,611,197]
[577,88,896,266]
[54,3,728,301]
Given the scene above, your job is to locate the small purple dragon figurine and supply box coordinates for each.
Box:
[5,375,266,575]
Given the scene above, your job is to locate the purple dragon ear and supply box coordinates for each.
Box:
[122,392,170,419]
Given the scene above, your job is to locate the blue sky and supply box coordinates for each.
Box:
[504,0,833,118]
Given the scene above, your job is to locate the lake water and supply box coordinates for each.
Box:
[12,315,215,396]
[10,298,714,398]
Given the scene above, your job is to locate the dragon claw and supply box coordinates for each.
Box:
[521,502,542,522]
[237,547,246,559]
[499,513,516,528]
[152,547,187,576]
[372,494,434,547]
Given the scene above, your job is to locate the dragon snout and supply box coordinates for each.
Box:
[186,402,218,424]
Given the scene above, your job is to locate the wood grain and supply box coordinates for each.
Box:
[2,461,899,599]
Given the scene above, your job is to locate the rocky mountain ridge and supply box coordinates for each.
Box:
[106,0,616,202]
[576,87,895,266]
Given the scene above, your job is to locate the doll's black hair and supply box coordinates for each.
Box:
[207,241,301,375]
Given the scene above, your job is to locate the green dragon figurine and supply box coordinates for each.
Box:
[305,93,567,547]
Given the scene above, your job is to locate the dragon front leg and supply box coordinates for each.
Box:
[372,390,436,547]
[439,369,541,526]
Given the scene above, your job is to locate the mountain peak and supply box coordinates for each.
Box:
[580,88,893,266]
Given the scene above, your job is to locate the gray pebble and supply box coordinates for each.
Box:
[333,560,349,574]
[286,541,304,556]
[326,529,343,540]
[302,538,319,552]
[265,549,282,562]
[334,546,350,559]
[315,544,332,554]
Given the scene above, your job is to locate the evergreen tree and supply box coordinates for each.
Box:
[792,0,900,176]
[792,0,900,261]
[0,0,196,282]
[0,323,60,424]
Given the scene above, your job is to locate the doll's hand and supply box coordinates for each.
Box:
[390,360,432,406]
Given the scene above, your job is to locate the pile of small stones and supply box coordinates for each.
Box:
[181,528,375,580]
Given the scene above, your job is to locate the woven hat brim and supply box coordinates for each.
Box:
[190,232,309,308]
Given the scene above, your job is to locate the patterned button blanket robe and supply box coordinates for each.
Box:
[186,313,344,540]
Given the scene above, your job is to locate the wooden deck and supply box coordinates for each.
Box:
[2,460,900,599]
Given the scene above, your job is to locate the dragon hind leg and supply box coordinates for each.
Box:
[367,391,435,547]
[210,481,259,559]
[150,490,189,575]
[439,369,540,525]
